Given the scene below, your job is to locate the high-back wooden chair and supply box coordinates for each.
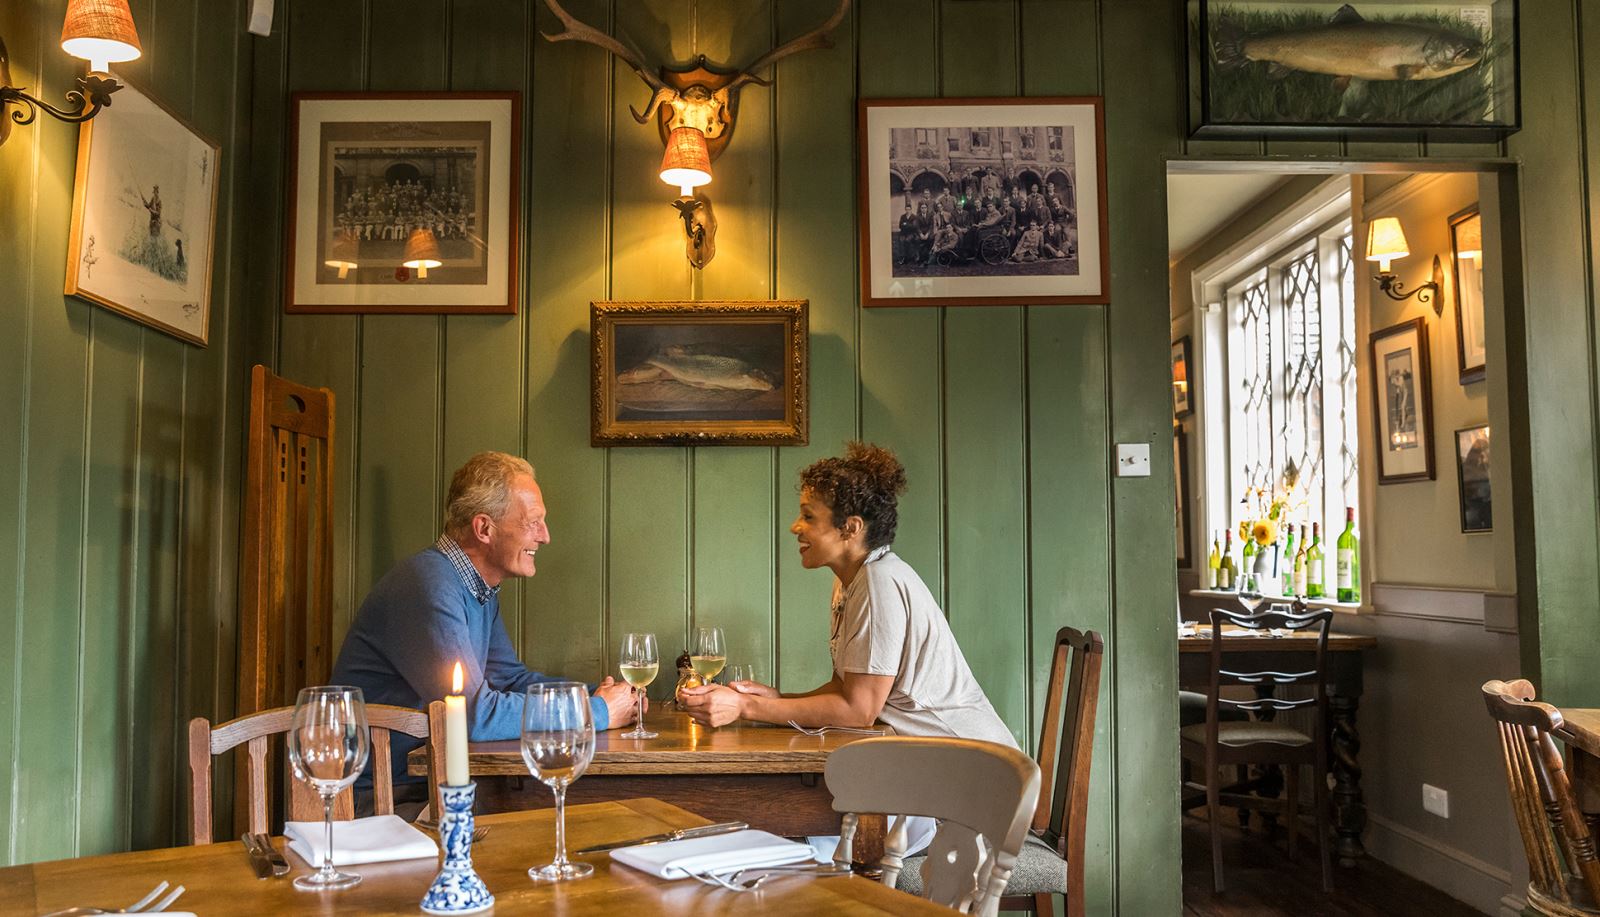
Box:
[237,364,336,719]
[1179,607,1333,894]
[826,736,1041,917]
[1482,679,1600,915]
[188,703,430,844]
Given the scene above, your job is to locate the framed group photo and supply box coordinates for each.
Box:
[1370,317,1436,484]
[858,97,1108,307]
[65,74,221,346]
[285,92,521,313]
[591,300,808,447]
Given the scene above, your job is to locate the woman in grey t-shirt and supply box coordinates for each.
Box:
[680,442,1015,749]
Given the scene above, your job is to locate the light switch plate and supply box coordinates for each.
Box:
[1116,443,1151,477]
[1422,783,1449,818]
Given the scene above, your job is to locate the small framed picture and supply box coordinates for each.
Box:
[858,97,1108,307]
[1455,425,1493,533]
[1369,317,1436,484]
[1174,427,1193,568]
[65,74,221,346]
[591,300,808,447]
[1172,336,1194,419]
[1449,205,1488,383]
[285,92,521,313]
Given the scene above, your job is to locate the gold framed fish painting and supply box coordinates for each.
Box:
[590,300,808,447]
[1191,0,1519,140]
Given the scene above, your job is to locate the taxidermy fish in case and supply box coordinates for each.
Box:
[1191,0,1520,140]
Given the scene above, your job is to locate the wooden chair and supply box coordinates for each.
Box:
[826,736,1041,917]
[187,703,430,844]
[1482,679,1600,916]
[1179,607,1333,894]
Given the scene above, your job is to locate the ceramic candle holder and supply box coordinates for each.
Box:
[421,782,493,914]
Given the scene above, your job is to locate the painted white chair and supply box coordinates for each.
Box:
[825,736,1041,917]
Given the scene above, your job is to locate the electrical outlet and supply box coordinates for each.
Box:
[1422,783,1449,818]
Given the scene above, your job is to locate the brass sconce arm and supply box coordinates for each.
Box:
[1373,254,1445,315]
[0,38,123,146]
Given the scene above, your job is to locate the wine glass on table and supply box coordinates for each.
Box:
[691,626,726,684]
[286,685,370,891]
[521,682,597,882]
[619,632,659,740]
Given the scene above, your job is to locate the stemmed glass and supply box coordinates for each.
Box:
[725,663,756,686]
[691,626,726,683]
[618,632,659,740]
[286,685,370,891]
[521,682,597,882]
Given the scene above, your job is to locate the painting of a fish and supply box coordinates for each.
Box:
[592,300,808,446]
[1194,0,1518,137]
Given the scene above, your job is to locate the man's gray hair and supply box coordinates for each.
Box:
[445,451,535,536]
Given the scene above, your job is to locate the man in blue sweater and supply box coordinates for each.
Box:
[332,451,636,809]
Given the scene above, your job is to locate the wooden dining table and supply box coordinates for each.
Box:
[0,797,951,916]
[1554,706,1600,817]
[1180,623,1378,864]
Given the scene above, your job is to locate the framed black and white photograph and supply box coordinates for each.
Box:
[1370,317,1436,484]
[1190,0,1520,141]
[1455,424,1492,532]
[1175,426,1193,568]
[1172,336,1194,418]
[591,300,808,447]
[286,92,521,313]
[858,97,1108,307]
[1450,204,1488,383]
[64,74,220,346]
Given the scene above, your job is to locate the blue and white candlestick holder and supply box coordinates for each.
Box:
[421,781,494,914]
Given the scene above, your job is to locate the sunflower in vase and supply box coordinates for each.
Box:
[1237,461,1303,587]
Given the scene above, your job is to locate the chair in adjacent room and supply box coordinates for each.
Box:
[1482,679,1600,916]
[1180,607,1333,894]
[826,736,1041,917]
[187,703,433,844]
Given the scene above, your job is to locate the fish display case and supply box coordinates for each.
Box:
[1189,0,1519,141]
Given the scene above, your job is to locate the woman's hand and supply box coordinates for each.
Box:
[594,676,641,729]
[728,680,778,699]
[678,683,745,727]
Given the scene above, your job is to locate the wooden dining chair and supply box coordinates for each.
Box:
[1179,607,1333,894]
[1482,679,1600,916]
[187,703,432,844]
[826,736,1041,917]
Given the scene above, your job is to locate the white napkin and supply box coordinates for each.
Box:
[284,814,438,867]
[610,829,814,879]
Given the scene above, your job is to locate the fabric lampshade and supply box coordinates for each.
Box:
[325,235,360,279]
[1365,217,1411,273]
[61,0,143,73]
[659,127,712,197]
[403,227,442,278]
[1455,217,1483,264]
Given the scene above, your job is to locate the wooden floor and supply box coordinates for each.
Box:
[1181,813,1487,916]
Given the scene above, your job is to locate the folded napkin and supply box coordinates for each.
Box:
[285,814,438,867]
[611,829,814,879]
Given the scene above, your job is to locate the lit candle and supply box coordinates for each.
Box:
[445,661,469,786]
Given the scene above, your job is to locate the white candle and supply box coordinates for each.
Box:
[446,661,469,786]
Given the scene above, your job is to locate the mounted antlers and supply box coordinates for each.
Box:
[539,0,849,157]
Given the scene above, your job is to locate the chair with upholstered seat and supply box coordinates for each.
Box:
[827,736,1041,917]
[1482,679,1600,916]
[187,702,435,844]
[1179,607,1333,894]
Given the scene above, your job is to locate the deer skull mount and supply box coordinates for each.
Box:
[541,0,848,164]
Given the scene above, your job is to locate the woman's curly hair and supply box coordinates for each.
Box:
[798,442,908,550]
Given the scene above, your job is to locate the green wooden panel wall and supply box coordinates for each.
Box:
[0,0,251,865]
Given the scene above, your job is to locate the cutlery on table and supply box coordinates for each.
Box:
[573,820,748,855]
[787,720,884,737]
[242,832,292,877]
[414,818,490,844]
[693,863,851,892]
[40,879,187,915]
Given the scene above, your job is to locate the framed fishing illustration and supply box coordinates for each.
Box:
[590,300,808,447]
[1189,0,1520,141]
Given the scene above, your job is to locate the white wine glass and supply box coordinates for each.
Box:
[691,626,726,683]
[521,682,597,882]
[286,685,370,891]
[725,663,756,686]
[618,632,659,740]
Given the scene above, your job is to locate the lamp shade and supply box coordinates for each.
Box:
[403,227,442,278]
[325,234,360,279]
[660,126,712,197]
[61,0,142,73]
[1455,217,1483,263]
[1365,217,1410,272]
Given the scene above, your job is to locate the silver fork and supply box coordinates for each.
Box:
[41,879,187,916]
[787,720,884,737]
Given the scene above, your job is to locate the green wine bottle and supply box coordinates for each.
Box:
[1306,522,1325,599]
[1219,530,1236,590]
[1280,524,1296,596]
[1207,532,1221,589]
[1336,507,1360,603]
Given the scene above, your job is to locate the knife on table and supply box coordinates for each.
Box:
[240,833,272,879]
[573,820,748,855]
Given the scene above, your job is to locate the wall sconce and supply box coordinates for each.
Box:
[1365,216,1444,315]
[0,0,142,149]
[402,227,442,280]
[540,0,848,270]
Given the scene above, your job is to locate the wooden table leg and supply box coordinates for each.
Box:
[1329,691,1367,865]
